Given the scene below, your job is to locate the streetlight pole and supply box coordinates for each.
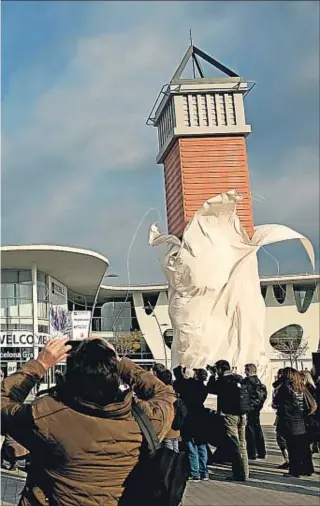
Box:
[90,273,118,334]
[146,301,168,369]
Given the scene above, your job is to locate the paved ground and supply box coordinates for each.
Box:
[184,427,319,506]
[1,427,319,506]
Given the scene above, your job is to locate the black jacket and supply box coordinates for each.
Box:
[272,379,307,436]
[207,371,243,415]
[174,376,208,442]
[242,375,267,412]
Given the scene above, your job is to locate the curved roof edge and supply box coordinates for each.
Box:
[1,244,109,266]
[1,244,109,297]
[101,273,320,293]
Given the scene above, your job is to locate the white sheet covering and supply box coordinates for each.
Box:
[149,190,314,389]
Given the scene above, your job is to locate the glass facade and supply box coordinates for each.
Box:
[1,269,50,376]
[90,296,153,360]
[1,269,49,332]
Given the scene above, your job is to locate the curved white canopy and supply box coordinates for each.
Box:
[1,245,109,297]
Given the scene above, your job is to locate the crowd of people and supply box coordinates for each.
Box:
[1,337,319,506]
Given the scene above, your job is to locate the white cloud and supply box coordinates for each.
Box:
[252,145,320,247]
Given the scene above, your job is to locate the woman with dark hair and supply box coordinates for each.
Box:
[1,338,175,506]
[273,367,314,477]
[273,368,289,469]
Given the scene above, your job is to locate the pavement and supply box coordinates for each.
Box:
[1,427,319,506]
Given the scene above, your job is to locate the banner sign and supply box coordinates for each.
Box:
[50,305,70,336]
[0,348,36,361]
[7,362,17,375]
[0,332,51,348]
[69,311,91,340]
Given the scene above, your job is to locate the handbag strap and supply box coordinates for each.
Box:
[132,401,161,457]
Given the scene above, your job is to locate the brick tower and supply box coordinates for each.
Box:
[147,45,255,238]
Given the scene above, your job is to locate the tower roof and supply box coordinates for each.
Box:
[170,45,240,82]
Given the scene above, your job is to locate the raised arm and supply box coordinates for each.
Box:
[207,374,219,395]
[1,338,71,444]
[119,358,175,440]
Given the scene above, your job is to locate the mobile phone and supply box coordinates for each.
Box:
[66,340,82,353]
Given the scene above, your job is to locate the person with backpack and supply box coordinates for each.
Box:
[207,360,250,481]
[152,365,188,452]
[243,363,267,460]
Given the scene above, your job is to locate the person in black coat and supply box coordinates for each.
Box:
[301,370,319,453]
[273,367,314,477]
[173,366,209,481]
[243,364,267,460]
[273,369,289,469]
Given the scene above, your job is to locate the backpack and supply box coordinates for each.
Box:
[250,382,267,412]
[225,376,251,415]
[120,401,190,506]
[171,398,188,431]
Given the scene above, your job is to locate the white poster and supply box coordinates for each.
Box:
[49,276,69,337]
[7,362,17,375]
[69,311,91,340]
[0,332,51,348]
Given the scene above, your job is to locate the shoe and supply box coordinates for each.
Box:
[189,477,200,482]
[257,455,266,459]
[283,473,300,478]
[278,462,289,470]
[248,456,257,460]
[201,476,210,481]
[227,476,247,482]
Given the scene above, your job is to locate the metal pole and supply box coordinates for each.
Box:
[89,268,107,336]
[31,263,38,359]
[147,301,168,368]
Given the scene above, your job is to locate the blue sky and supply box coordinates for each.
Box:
[2,1,319,283]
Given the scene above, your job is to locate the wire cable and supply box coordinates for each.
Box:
[111,207,162,332]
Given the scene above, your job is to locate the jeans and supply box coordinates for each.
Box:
[186,441,208,479]
[224,414,249,480]
[246,411,266,459]
[162,437,179,453]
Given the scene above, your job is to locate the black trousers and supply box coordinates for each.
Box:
[246,411,266,459]
[286,434,314,476]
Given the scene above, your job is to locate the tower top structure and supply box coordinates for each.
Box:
[148,45,255,238]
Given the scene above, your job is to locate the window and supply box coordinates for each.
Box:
[163,329,174,349]
[273,284,286,304]
[269,324,303,353]
[293,284,316,313]
[100,300,132,332]
[142,293,160,315]
[1,269,49,329]
[260,286,267,299]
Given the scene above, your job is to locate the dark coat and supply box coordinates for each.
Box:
[207,371,243,415]
[1,358,175,506]
[242,375,267,412]
[272,380,307,437]
[174,376,208,443]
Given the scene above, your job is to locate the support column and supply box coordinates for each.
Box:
[31,263,38,359]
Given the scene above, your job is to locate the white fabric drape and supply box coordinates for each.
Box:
[149,190,314,389]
